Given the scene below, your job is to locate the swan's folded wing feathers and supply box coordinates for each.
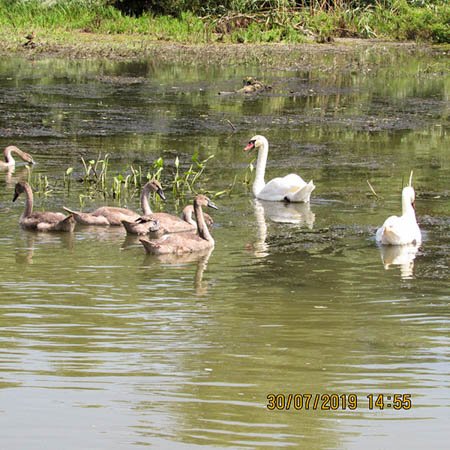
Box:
[286,180,316,203]
[257,177,292,201]
[258,174,314,202]
[29,211,66,224]
[376,215,421,245]
[282,173,308,187]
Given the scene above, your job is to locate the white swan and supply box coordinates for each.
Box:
[244,135,315,202]
[376,175,421,246]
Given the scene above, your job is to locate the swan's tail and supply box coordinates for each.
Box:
[121,219,136,234]
[122,218,159,234]
[63,206,84,223]
[63,206,86,224]
[286,180,315,203]
[56,214,76,232]
[63,206,78,215]
[63,206,109,225]
[139,238,159,254]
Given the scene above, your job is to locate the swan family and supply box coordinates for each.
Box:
[5,137,423,258]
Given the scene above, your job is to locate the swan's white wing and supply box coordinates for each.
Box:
[256,176,292,201]
[286,180,315,203]
[376,215,421,245]
[282,173,308,186]
[256,174,313,202]
[376,215,400,244]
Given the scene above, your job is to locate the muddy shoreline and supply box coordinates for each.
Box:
[0,32,443,67]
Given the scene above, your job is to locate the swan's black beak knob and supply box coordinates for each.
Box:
[244,140,256,152]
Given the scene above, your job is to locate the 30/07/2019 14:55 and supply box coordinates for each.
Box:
[266,393,412,411]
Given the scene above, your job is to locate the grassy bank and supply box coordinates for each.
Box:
[0,0,448,56]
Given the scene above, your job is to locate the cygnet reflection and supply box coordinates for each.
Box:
[143,247,213,296]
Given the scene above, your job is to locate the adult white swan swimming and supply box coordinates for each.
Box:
[376,173,422,246]
[244,135,315,202]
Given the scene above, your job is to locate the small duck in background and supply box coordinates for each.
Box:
[23,31,36,48]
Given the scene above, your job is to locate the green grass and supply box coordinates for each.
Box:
[370,0,450,43]
[0,0,448,44]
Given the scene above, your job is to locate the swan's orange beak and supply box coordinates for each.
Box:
[244,141,255,152]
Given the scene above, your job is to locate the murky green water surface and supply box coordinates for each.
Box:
[0,47,448,449]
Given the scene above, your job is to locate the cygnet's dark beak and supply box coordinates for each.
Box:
[157,188,166,201]
[149,219,160,232]
[207,199,218,210]
[12,192,19,202]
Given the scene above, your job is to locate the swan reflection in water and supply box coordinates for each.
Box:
[15,230,75,265]
[378,244,419,279]
[143,247,213,296]
[4,166,32,187]
[251,199,315,258]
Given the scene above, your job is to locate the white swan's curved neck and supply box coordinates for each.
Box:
[253,139,268,196]
[140,184,153,216]
[402,193,416,218]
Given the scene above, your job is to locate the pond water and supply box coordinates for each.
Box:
[0,46,448,449]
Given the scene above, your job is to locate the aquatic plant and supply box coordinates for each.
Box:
[80,153,109,192]
[172,151,215,197]
[26,166,53,197]
[62,150,222,206]
[243,159,255,187]
[64,167,74,192]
